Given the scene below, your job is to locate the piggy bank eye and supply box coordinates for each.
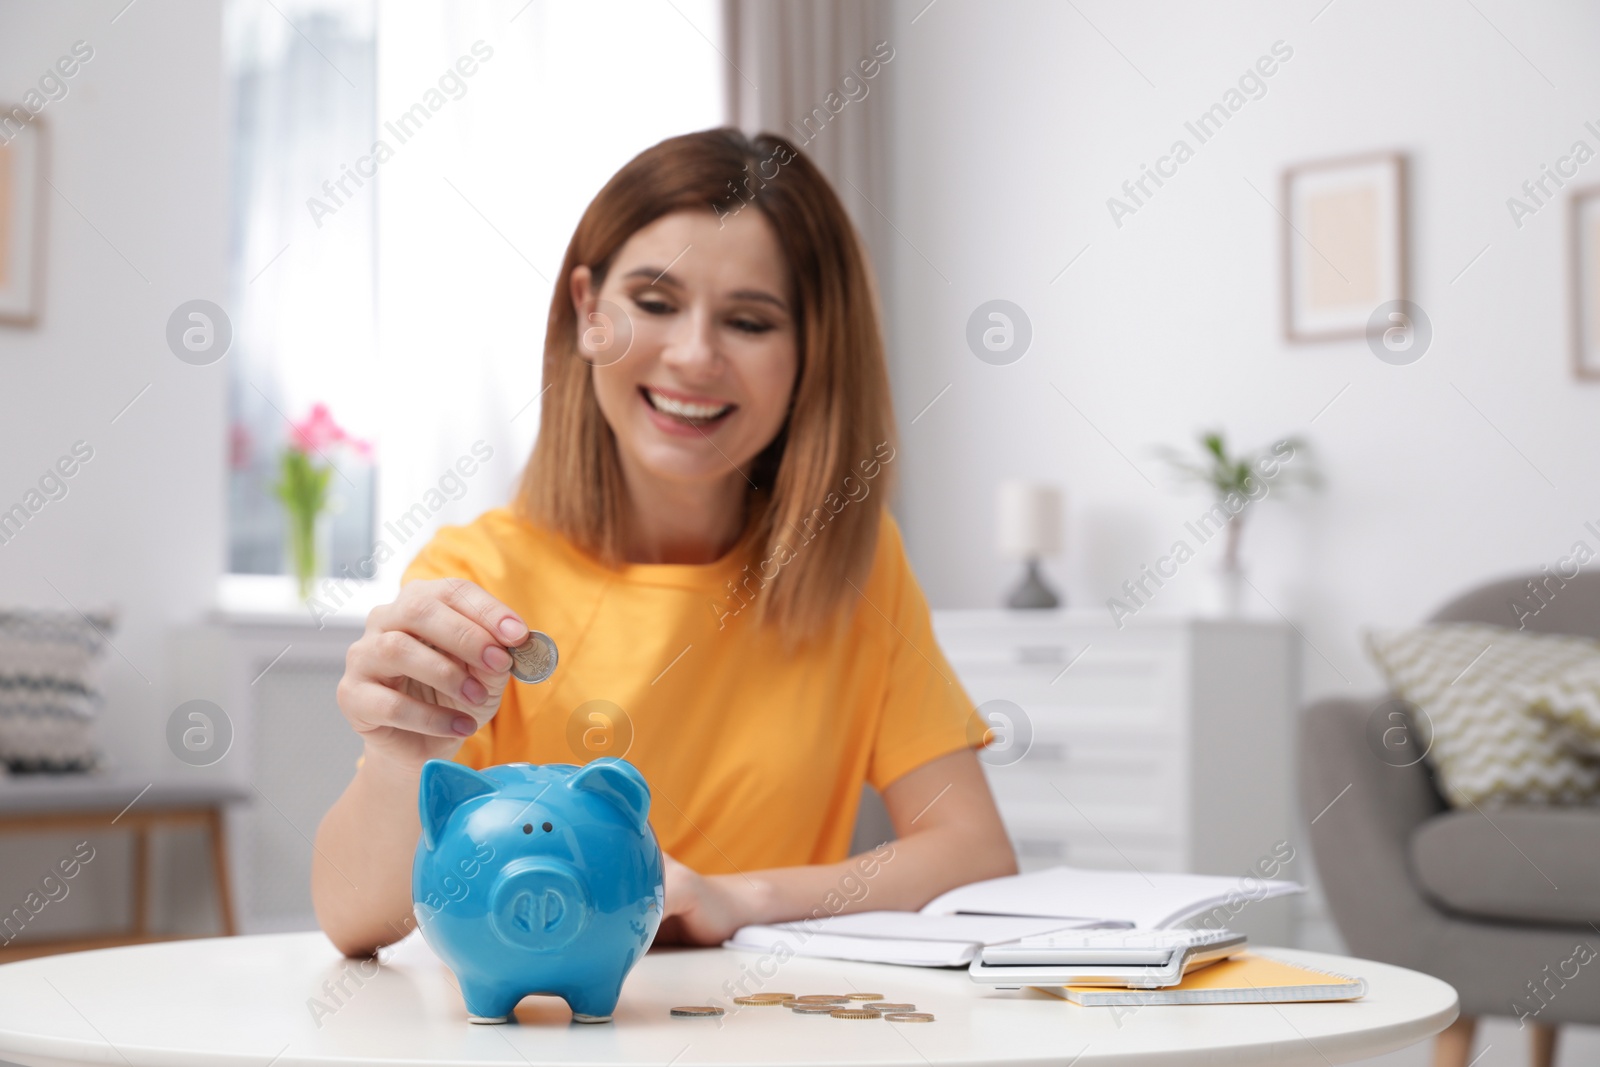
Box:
[521,823,532,834]
[542,821,553,832]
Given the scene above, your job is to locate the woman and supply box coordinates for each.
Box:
[312,128,1017,958]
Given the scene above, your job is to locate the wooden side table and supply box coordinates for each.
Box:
[0,776,249,962]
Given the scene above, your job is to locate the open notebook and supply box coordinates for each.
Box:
[722,866,1304,967]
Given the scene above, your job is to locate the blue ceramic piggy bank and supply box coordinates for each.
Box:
[411,758,665,1024]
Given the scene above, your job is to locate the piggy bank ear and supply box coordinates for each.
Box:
[418,759,498,851]
[567,757,651,829]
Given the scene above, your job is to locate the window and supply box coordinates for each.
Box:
[224,0,723,615]
[225,0,378,583]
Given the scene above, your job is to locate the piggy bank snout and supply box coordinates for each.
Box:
[488,860,589,953]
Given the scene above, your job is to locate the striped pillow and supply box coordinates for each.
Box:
[0,609,112,773]
[1365,623,1600,807]
[1521,656,1600,760]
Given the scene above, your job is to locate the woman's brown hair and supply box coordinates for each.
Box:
[516,127,897,641]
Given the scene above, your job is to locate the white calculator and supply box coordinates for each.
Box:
[968,927,1248,989]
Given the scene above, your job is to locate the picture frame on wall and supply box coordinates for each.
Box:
[0,110,46,328]
[1570,185,1600,380]
[1282,152,1406,343]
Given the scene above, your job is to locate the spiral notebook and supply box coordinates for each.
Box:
[1040,952,1367,1006]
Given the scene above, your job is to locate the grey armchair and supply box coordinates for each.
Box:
[1300,571,1600,1067]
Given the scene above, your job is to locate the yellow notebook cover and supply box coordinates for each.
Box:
[1039,952,1368,1006]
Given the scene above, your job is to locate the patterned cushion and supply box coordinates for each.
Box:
[0,609,112,773]
[1521,655,1600,760]
[1365,622,1600,807]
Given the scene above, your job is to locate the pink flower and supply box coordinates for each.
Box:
[289,403,374,460]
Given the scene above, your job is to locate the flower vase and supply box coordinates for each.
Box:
[1214,562,1248,617]
[1213,515,1248,617]
[285,509,333,601]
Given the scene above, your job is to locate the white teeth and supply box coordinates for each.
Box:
[645,388,732,421]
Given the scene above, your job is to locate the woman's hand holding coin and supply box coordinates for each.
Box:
[336,577,533,773]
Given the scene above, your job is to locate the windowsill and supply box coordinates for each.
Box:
[213,573,397,629]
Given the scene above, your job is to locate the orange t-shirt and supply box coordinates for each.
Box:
[380,505,989,874]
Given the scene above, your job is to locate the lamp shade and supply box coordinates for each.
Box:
[996,481,1062,559]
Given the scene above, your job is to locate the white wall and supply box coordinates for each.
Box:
[0,0,226,772]
[0,0,226,932]
[882,0,1600,702]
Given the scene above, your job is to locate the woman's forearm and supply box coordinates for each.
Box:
[721,748,1019,931]
[732,822,1018,929]
[311,750,426,957]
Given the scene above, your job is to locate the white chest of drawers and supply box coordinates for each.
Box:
[931,609,1300,943]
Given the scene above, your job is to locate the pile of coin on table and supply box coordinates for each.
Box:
[670,992,935,1022]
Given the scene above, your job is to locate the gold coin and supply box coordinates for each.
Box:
[884,1012,935,1023]
[734,993,793,1005]
[790,1004,839,1014]
[845,993,885,1000]
[873,1003,916,1012]
[829,1008,883,1019]
[507,631,558,683]
[669,1005,724,1017]
[795,994,849,1004]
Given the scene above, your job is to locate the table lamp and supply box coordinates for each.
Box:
[997,480,1063,609]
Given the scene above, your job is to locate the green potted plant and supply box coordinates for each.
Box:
[1151,430,1320,613]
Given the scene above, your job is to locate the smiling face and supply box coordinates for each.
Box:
[573,209,799,491]
[522,129,893,633]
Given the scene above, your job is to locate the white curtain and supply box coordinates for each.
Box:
[723,0,898,844]
[368,0,723,589]
[722,0,895,300]
[225,0,378,574]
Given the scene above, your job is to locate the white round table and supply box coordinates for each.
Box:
[0,931,1456,1066]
